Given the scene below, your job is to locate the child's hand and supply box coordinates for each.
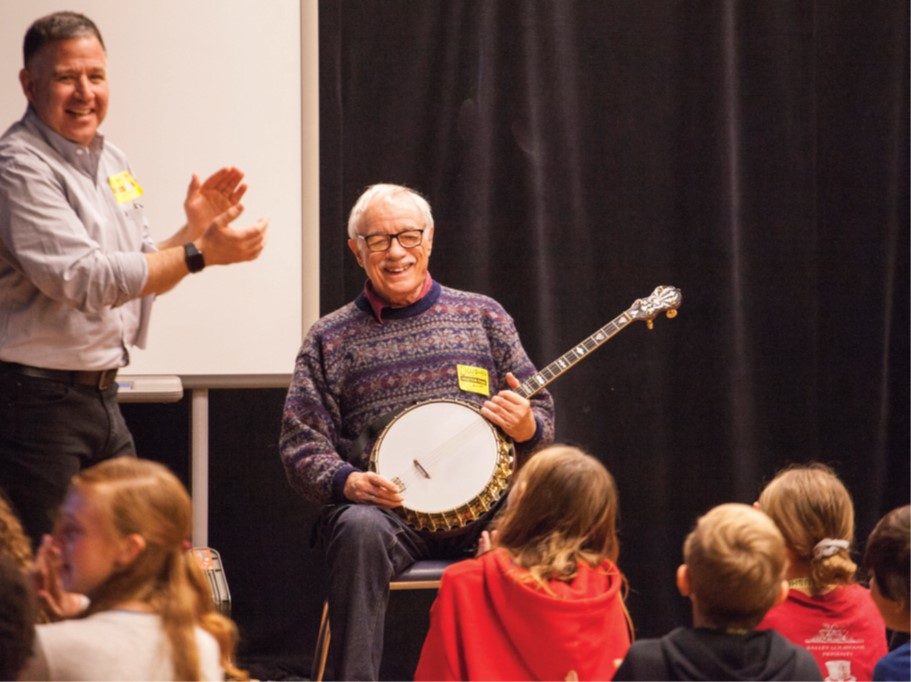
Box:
[31,534,88,621]
[477,529,499,556]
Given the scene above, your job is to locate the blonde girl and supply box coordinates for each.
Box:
[415,444,631,681]
[489,443,623,587]
[20,457,245,681]
[756,462,887,681]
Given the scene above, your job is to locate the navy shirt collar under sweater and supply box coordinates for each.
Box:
[356,274,439,322]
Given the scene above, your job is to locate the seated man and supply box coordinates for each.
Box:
[279,183,554,680]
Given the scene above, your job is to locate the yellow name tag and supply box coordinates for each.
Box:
[108,170,144,204]
[457,365,490,396]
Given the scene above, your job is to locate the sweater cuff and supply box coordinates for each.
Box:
[331,465,359,504]
[526,415,545,448]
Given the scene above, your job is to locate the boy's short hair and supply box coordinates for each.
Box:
[684,503,787,630]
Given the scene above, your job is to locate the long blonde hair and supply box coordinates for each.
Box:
[758,462,857,586]
[71,457,246,681]
[0,492,33,574]
[492,445,621,588]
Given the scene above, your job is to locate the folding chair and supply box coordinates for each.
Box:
[190,546,232,617]
[311,559,455,682]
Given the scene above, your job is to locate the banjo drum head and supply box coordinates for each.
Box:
[372,400,503,515]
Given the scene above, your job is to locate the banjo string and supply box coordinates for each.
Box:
[392,418,489,488]
[389,415,493,489]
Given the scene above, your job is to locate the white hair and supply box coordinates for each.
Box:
[346,184,434,239]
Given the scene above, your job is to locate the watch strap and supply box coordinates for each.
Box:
[183,243,206,273]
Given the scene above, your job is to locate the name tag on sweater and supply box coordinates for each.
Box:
[457,365,490,396]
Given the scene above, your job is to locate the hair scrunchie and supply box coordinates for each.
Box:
[813,538,849,560]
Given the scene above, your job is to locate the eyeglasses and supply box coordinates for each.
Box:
[357,228,426,252]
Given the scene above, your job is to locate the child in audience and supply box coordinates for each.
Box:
[863,505,910,681]
[18,457,246,681]
[414,444,632,681]
[0,555,37,680]
[2,491,88,624]
[755,463,888,681]
[613,503,820,681]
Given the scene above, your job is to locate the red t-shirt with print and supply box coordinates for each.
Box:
[758,583,887,681]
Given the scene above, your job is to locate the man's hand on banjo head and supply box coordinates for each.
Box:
[480,372,536,443]
[344,470,404,508]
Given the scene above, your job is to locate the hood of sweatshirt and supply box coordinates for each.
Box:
[659,627,816,681]
[480,548,630,679]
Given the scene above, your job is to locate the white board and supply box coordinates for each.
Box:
[0,0,315,382]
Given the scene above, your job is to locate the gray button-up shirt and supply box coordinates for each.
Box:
[0,109,154,370]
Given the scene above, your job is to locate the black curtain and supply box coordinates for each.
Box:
[121,2,908,676]
[319,0,909,640]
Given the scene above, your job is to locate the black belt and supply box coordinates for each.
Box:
[0,361,119,390]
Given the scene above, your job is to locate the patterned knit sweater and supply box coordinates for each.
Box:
[280,280,555,505]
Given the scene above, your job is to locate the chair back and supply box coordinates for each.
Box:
[191,547,232,617]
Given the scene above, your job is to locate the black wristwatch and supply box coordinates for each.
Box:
[183,243,206,273]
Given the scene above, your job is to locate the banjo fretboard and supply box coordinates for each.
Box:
[513,285,682,400]
[515,313,633,400]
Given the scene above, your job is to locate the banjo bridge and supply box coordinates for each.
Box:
[392,476,406,492]
[412,459,431,479]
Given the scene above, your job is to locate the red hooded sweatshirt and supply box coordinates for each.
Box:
[414,548,631,681]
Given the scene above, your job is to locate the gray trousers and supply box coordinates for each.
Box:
[317,503,488,680]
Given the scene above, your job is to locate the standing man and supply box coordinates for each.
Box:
[0,12,269,546]
[280,183,555,679]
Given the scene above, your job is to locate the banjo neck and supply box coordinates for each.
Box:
[514,285,682,400]
[372,285,681,534]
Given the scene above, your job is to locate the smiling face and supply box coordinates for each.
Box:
[347,192,434,306]
[19,35,108,146]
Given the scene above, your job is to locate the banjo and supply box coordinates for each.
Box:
[370,285,682,533]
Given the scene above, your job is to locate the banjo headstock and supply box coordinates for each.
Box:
[628,285,682,330]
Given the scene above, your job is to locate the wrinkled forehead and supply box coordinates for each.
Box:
[360,193,425,232]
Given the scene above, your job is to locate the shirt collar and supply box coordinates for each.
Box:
[23,107,104,175]
[359,272,436,323]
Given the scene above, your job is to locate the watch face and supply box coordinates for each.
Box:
[184,243,205,273]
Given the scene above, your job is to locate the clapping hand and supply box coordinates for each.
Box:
[183,167,248,238]
[197,204,269,267]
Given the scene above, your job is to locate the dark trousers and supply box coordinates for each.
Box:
[0,370,136,547]
[317,504,486,681]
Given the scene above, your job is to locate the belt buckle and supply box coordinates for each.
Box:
[97,369,117,390]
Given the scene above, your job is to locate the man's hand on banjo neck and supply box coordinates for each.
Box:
[479,372,536,443]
